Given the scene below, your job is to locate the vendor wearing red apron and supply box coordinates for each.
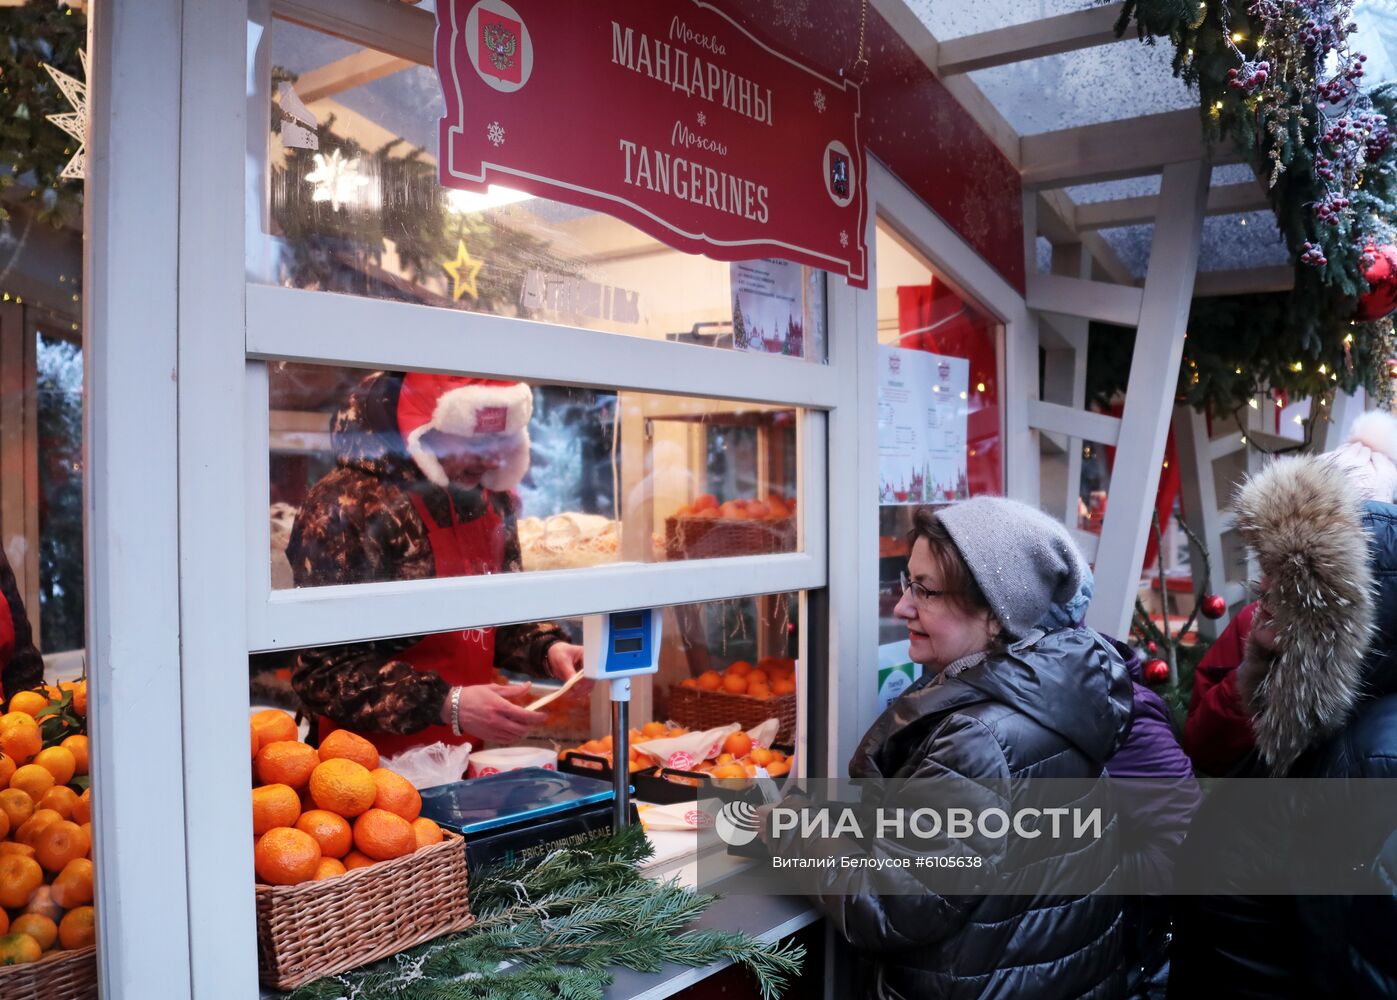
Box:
[0,548,43,703]
[286,371,584,757]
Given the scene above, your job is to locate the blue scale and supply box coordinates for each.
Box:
[582,609,662,831]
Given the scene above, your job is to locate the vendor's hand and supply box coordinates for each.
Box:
[452,683,547,744]
[546,642,592,695]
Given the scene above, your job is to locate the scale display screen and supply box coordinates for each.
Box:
[612,612,644,631]
[584,608,661,678]
[613,636,643,653]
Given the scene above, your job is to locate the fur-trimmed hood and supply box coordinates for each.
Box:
[1233,455,1377,774]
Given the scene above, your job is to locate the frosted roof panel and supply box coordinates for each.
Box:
[1099,212,1291,279]
[1354,1,1397,85]
[1067,164,1259,204]
[969,42,1196,135]
[907,0,1098,40]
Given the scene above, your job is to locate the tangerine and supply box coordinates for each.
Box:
[34,819,89,873]
[317,729,380,771]
[254,828,321,886]
[256,741,319,791]
[746,684,771,699]
[251,784,301,836]
[10,914,56,951]
[0,753,14,788]
[294,809,352,859]
[0,931,41,964]
[66,681,87,718]
[309,759,376,818]
[772,679,797,696]
[15,809,62,846]
[32,746,76,786]
[0,854,43,908]
[72,788,91,825]
[0,909,6,934]
[727,661,753,677]
[61,735,89,776]
[9,764,54,800]
[342,849,375,870]
[250,721,260,758]
[411,817,444,850]
[50,857,94,908]
[750,747,776,767]
[36,786,79,821]
[696,671,722,691]
[313,857,346,880]
[721,673,748,695]
[58,906,96,950]
[0,809,7,841]
[250,709,298,748]
[7,691,48,717]
[352,808,415,861]
[369,768,421,822]
[746,669,768,687]
[0,713,40,764]
[722,732,753,757]
[765,759,791,777]
[0,843,35,860]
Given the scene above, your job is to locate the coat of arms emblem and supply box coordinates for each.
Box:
[478,10,524,84]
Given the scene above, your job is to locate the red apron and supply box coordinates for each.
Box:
[320,490,506,758]
[0,588,14,700]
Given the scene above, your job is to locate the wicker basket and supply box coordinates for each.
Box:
[255,830,474,990]
[669,686,796,744]
[0,946,97,1000]
[664,515,795,561]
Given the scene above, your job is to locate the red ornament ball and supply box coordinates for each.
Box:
[1143,659,1171,685]
[1146,641,1158,655]
[1200,594,1227,620]
[1356,244,1397,321]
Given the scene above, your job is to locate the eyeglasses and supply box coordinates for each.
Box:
[899,571,946,605]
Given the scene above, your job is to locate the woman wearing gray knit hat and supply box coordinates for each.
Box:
[765,498,1134,999]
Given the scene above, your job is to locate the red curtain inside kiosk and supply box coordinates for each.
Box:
[896,283,1002,497]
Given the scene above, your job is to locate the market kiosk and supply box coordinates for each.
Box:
[80,0,1051,996]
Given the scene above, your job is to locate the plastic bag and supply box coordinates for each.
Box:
[381,740,473,789]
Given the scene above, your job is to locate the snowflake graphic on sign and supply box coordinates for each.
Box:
[813,88,827,114]
[697,111,707,127]
[487,121,506,147]
[773,0,813,31]
[840,229,849,248]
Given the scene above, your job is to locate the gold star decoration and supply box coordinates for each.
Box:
[442,239,484,301]
[43,48,87,182]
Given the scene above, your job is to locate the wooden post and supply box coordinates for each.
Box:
[1086,160,1210,639]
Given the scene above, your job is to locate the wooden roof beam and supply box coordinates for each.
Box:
[1021,108,1239,189]
[1076,180,1268,230]
[938,3,1126,76]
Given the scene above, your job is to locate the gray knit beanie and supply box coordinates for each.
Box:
[933,497,1090,639]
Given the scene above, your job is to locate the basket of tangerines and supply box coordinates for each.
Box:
[671,657,797,744]
[664,493,796,561]
[249,709,474,990]
[0,682,96,1000]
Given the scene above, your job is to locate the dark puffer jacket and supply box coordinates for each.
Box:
[772,627,1134,999]
[1170,459,1397,999]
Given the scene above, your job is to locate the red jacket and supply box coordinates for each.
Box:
[1183,601,1258,775]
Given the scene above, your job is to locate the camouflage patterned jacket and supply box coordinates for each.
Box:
[286,371,569,736]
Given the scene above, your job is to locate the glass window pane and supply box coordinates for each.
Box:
[251,17,827,361]
[250,591,801,783]
[269,364,802,589]
[873,218,1003,687]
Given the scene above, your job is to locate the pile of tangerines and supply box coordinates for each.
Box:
[672,492,795,521]
[0,683,95,967]
[250,710,444,887]
[678,657,797,700]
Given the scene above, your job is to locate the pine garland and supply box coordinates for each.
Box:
[1113,1,1397,404]
[0,4,85,227]
[280,826,806,1000]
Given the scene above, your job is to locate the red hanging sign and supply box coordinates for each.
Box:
[436,0,868,287]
